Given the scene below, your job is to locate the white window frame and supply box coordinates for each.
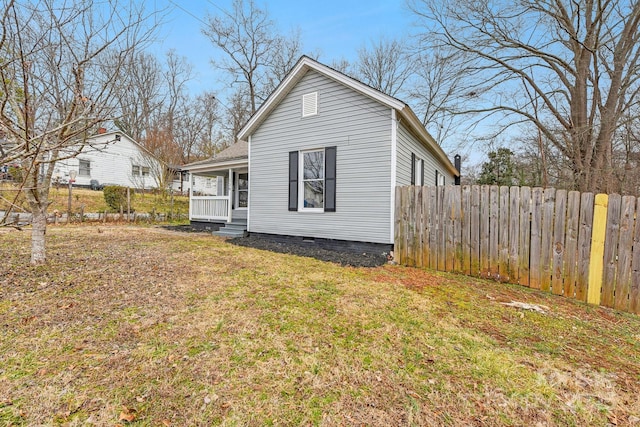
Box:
[78,159,91,177]
[299,148,325,212]
[302,92,318,117]
[415,157,423,186]
[132,165,140,176]
[235,172,249,210]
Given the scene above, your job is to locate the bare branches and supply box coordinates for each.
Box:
[0,0,158,263]
[410,0,640,192]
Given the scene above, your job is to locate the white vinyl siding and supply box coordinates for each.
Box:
[249,70,393,244]
[396,121,455,187]
[53,134,163,189]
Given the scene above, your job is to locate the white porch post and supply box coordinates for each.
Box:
[227,168,233,223]
[188,173,193,221]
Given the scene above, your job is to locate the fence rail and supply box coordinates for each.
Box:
[394,185,640,315]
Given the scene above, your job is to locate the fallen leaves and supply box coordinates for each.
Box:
[118,405,137,423]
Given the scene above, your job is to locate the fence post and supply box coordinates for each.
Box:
[587,194,608,305]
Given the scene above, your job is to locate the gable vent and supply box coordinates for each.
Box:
[302,92,318,117]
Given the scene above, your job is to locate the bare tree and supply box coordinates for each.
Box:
[408,47,469,146]
[202,0,303,123]
[355,38,414,97]
[112,52,165,140]
[0,0,156,264]
[410,0,640,192]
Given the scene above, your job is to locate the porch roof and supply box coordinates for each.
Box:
[181,140,248,173]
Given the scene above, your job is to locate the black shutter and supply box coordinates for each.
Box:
[325,146,336,212]
[420,160,425,187]
[435,170,439,186]
[410,152,416,185]
[288,151,298,211]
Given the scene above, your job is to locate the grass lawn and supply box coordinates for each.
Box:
[1,226,639,426]
[0,184,189,216]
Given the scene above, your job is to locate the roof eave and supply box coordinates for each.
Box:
[182,157,248,173]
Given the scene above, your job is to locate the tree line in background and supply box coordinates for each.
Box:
[2,0,640,264]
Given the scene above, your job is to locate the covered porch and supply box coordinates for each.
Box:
[181,141,249,226]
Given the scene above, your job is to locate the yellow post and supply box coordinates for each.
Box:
[587,194,608,305]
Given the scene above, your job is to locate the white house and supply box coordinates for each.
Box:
[183,56,460,249]
[54,131,165,190]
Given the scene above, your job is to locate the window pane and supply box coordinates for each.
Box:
[238,190,248,208]
[79,160,90,177]
[142,167,150,176]
[238,173,248,190]
[303,151,324,179]
[303,180,324,208]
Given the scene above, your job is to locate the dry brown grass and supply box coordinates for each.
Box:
[0,183,188,216]
[1,225,640,426]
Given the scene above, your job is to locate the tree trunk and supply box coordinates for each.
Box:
[31,203,47,265]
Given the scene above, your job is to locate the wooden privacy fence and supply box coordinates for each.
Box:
[394,185,640,315]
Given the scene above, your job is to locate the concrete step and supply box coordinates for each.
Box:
[213,228,246,238]
[224,223,248,231]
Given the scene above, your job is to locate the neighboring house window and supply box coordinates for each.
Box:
[410,153,424,186]
[132,165,150,177]
[436,170,446,186]
[302,92,318,117]
[288,147,336,212]
[78,159,91,177]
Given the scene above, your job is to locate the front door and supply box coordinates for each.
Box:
[235,172,248,209]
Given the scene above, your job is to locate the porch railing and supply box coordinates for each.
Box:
[189,196,229,221]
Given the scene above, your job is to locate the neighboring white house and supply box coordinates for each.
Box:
[183,56,460,248]
[54,130,165,190]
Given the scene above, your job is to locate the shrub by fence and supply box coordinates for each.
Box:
[394,185,640,315]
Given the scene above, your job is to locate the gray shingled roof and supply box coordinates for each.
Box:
[182,140,248,169]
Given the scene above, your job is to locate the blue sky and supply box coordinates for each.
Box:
[152,0,414,93]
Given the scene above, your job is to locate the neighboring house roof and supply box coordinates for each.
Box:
[83,130,166,165]
[181,140,248,172]
[238,55,459,177]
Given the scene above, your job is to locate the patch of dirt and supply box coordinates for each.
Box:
[228,235,389,267]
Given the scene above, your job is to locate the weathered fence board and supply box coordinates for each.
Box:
[480,186,490,278]
[540,188,556,292]
[509,186,520,284]
[615,196,635,311]
[602,194,622,307]
[564,191,580,298]
[462,186,472,275]
[395,185,640,316]
[630,198,640,314]
[518,187,531,287]
[470,186,481,276]
[551,190,567,296]
[576,192,594,302]
[530,188,543,289]
[499,186,510,282]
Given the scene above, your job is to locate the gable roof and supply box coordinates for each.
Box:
[238,56,459,177]
[181,140,248,171]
